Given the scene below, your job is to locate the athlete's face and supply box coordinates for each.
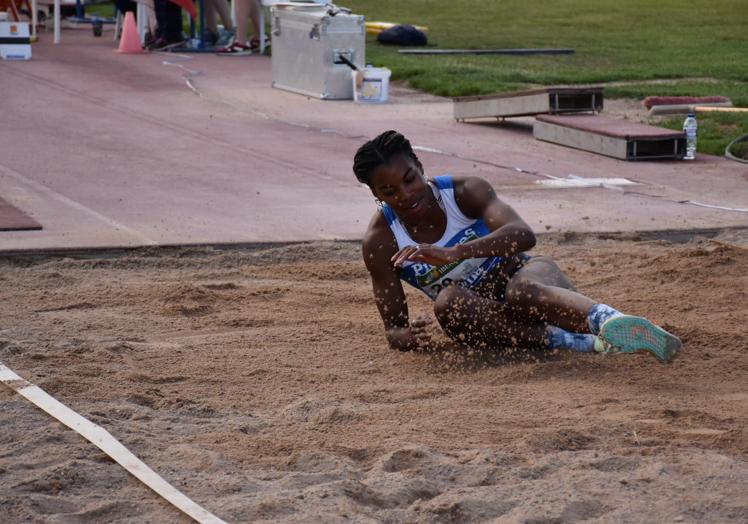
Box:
[369,154,432,219]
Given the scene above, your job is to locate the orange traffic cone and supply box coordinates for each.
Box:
[116,12,144,54]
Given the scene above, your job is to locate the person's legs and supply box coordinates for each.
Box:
[153,0,167,39]
[205,0,233,32]
[504,256,595,332]
[216,0,251,52]
[168,2,183,40]
[204,0,217,33]
[433,284,548,351]
[233,0,250,43]
[248,0,259,40]
[503,256,681,362]
[154,0,184,44]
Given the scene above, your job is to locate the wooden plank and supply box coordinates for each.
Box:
[536,114,683,140]
[455,87,603,103]
[534,116,686,160]
[454,92,549,120]
[533,119,628,159]
[453,87,603,121]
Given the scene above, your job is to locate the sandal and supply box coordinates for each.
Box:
[249,36,270,50]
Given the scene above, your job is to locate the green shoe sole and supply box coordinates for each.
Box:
[597,315,682,363]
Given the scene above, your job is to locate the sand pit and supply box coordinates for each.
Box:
[1,236,747,523]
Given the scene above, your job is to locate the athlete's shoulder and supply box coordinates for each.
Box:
[430,174,455,190]
[451,176,497,218]
[362,211,398,271]
[451,175,493,193]
[363,210,388,241]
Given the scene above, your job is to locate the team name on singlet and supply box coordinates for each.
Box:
[401,226,501,300]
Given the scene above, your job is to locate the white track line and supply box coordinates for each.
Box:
[0,362,227,524]
[682,200,748,213]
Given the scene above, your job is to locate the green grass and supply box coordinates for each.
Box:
[81,3,114,18]
[661,113,748,156]
[346,0,747,93]
[343,0,747,152]
[731,139,748,160]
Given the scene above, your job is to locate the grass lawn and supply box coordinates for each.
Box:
[346,0,747,99]
[345,0,748,154]
[661,112,748,157]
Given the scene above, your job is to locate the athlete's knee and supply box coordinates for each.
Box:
[433,284,470,326]
[505,277,543,305]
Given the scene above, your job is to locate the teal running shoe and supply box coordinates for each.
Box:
[594,315,682,363]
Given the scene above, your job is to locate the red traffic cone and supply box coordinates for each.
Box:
[116,12,144,54]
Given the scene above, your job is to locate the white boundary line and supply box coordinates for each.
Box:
[683,200,748,213]
[0,362,227,524]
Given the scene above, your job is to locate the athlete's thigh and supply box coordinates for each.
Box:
[511,256,576,290]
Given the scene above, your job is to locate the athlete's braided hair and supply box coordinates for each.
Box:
[353,130,422,186]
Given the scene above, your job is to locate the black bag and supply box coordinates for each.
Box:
[377,24,427,46]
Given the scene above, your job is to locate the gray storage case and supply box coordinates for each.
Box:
[271,6,365,99]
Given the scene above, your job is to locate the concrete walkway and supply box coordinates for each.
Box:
[1,29,747,252]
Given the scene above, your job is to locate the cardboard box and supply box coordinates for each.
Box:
[0,20,32,60]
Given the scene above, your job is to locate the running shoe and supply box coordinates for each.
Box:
[594,315,682,363]
[216,41,252,56]
[215,28,235,48]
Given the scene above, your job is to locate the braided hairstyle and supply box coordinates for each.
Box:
[353,130,422,186]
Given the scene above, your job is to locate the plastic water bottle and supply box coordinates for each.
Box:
[683,112,698,160]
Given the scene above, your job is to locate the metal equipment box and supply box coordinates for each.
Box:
[270,6,365,99]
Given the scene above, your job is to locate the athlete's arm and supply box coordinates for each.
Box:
[363,215,432,351]
[453,176,536,259]
[392,176,535,267]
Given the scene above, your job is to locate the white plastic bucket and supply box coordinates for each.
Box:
[352,66,391,103]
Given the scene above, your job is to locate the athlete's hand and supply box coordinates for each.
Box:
[392,244,459,267]
[410,315,434,348]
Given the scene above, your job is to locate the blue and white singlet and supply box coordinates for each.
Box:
[381,175,503,300]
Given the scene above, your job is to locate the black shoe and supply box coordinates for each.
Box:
[204,31,219,47]
[143,31,156,47]
[147,36,186,51]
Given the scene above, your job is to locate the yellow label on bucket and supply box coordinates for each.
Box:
[353,67,390,103]
[361,79,382,100]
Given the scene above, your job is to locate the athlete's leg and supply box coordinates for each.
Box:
[433,284,546,351]
[504,256,595,332]
[504,256,681,362]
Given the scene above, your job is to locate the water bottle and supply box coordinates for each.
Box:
[683,112,698,160]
